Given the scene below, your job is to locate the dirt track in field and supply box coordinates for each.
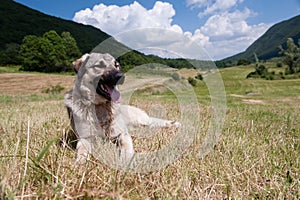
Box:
[0,73,168,95]
[0,73,75,95]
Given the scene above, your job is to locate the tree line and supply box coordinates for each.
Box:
[1,30,299,74]
[0,30,197,73]
[0,30,81,72]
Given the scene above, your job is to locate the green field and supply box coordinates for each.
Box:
[0,65,299,199]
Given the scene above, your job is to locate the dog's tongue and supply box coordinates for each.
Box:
[105,85,121,103]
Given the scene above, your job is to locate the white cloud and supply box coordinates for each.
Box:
[192,8,271,59]
[200,8,255,40]
[186,0,213,8]
[74,1,210,59]
[200,22,271,59]
[73,1,271,60]
[187,0,244,17]
[183,0,272,59]
[73,1,181,35]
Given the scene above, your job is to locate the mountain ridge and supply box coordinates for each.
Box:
[0,0,111,53]
[222,15,300,63]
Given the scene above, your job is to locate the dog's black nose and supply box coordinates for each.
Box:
[115,72,125,85]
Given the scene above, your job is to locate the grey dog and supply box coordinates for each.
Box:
[64,53,180,164]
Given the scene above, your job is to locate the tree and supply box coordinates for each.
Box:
[43,30,67,72]
[61,32,81,61]
[246,53,270,79]
[20,35,47,71]
[19,30,80,72]
[279,38,300,74]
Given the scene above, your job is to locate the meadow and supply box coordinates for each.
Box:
[0,64,299,199]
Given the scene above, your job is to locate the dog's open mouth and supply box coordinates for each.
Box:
[97,83,121,102]
[96,72,124,103]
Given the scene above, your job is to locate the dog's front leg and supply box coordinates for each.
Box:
[76,138,93,163]
[111,113,135,167]
[72,114,97,163]
[118,132,134,165]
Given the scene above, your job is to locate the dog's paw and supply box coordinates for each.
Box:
[76,143,91,164]
[167,120,181,128]
[76,152,91,164]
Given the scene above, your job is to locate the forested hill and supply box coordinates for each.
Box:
[0,0,111,53]
[221,15,300,64]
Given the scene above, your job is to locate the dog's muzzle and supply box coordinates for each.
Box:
[96,70,125,102]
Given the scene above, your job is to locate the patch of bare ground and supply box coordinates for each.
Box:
[118,76,169,92]
[177,68,199,79]
[242,99,265,104]
[275,97,300,103]
[230,94,265,104]
[230,94,246,98]
[230,94,300,105]
[0,73,74,95]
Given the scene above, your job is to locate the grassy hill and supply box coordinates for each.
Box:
[221,15,300,64]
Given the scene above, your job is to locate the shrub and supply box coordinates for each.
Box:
[276,62,283,68]
[195,73,203,80]
[188,77,197,87]
[171,72,181,81]
[246,64,271,80]
[42,84,64,94]
[266,75,274,80]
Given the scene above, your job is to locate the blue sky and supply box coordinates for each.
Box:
[14,0,300,60]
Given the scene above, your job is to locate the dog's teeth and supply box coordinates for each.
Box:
[100,84,109,93]
[100,84,105,91]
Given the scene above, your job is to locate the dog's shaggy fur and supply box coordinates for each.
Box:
[64,53,179,163]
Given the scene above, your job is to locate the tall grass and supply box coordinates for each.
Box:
[0,66,299,199]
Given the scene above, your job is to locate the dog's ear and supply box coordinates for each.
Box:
[72,53,90,74]
[72,59,82,74]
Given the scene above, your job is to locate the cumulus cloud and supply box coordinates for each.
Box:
[185,0,272,59]
[73,1,182,35]
[199,21,271,59]
[73,1,271,60]
[73,1,212,59]
[200,8,255,40]
[185,0,271,59]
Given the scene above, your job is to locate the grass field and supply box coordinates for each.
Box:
[0,65,299,199]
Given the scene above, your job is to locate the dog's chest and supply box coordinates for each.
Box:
[95,103,114,135]
[95,103,113,125]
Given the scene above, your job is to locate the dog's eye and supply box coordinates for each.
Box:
[115,61,120,70]
[94,64,105,69]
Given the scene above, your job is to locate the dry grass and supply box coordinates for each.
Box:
[0,67,299,199]
[0,73,74,95]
